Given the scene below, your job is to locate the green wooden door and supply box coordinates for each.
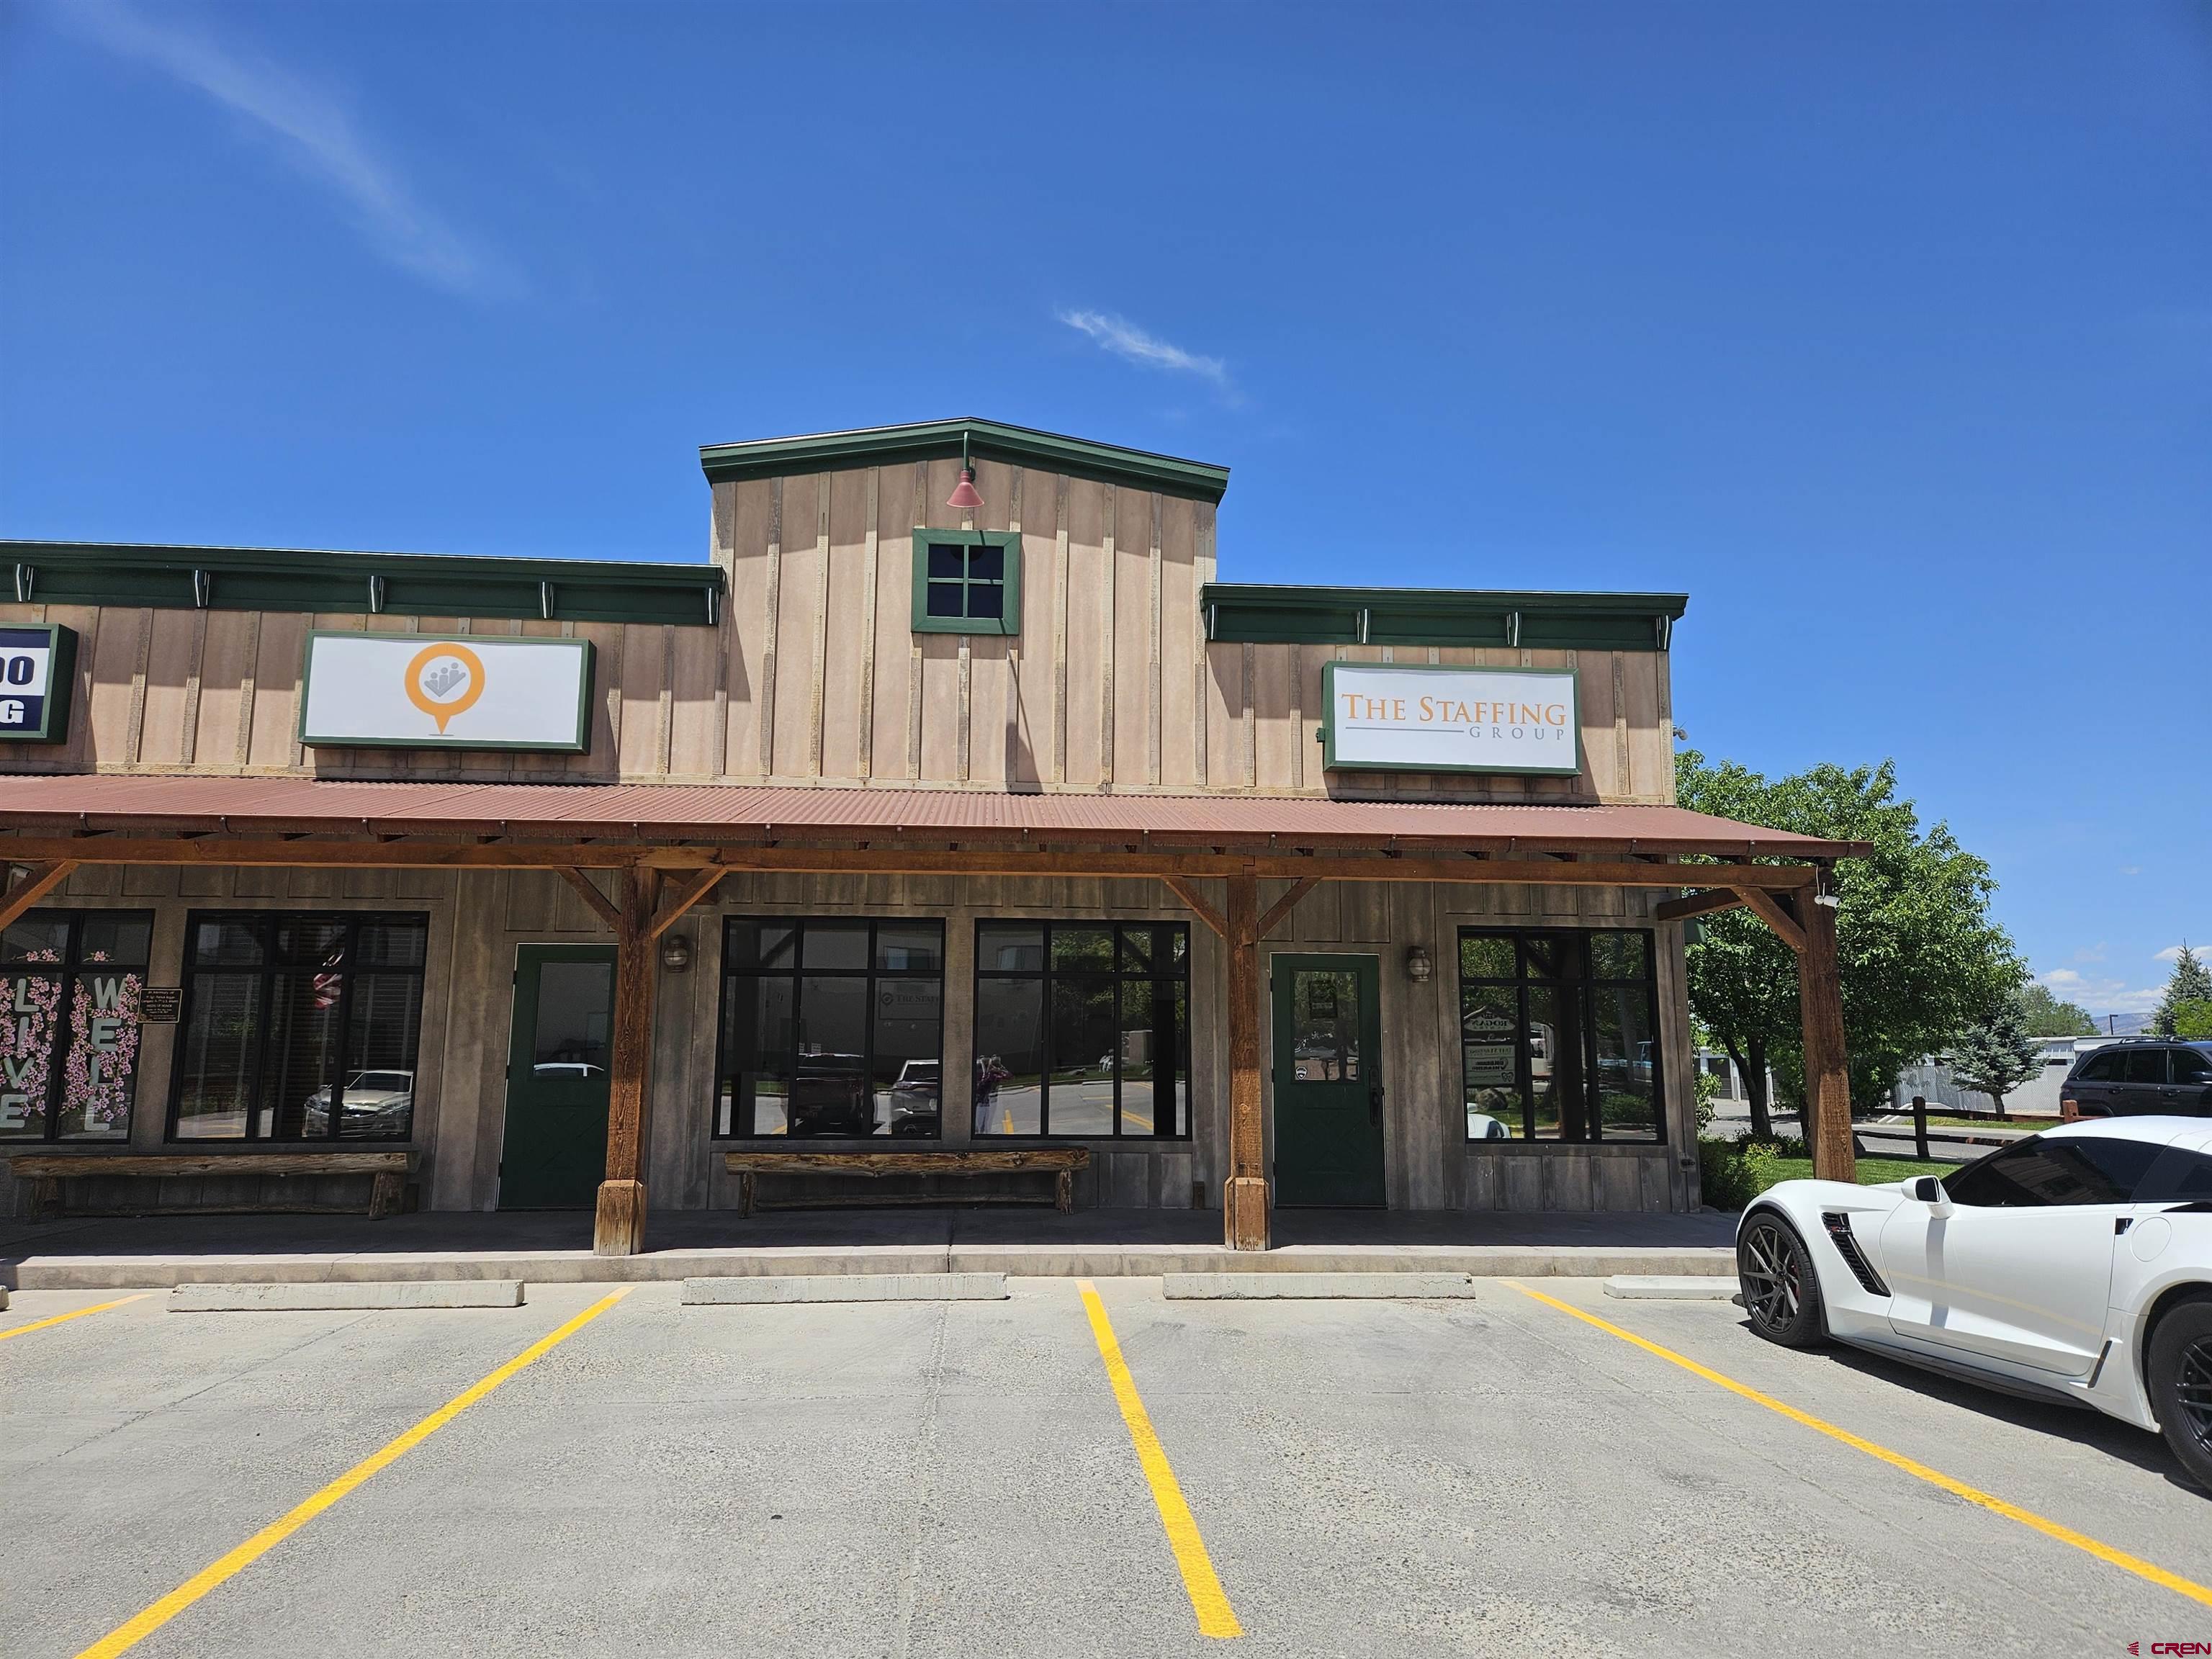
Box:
[1271,954,1385,1208]
[499,945,616,1210]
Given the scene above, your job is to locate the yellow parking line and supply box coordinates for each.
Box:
[0,1295,148,1341]
[1077,1281,1242,1640]
[73,1287,632,1659]
[1505,1281,2212,1610]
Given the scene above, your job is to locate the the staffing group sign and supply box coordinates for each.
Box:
[0,624,76,744]
[299,632,595,752]
[1321,662,1580,775]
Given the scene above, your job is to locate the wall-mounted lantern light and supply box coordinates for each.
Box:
[1406,945,1434,983]
[660,932,693,974]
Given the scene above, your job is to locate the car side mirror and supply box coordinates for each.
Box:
[1910,1175,1954,1218]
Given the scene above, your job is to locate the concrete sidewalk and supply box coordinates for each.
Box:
[1,1206,1738,1288]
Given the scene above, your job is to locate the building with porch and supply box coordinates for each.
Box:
[1,418,1860,1251]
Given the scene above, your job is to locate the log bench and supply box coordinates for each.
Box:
[5,1151,418,1220]
[721,1147,1090,1218]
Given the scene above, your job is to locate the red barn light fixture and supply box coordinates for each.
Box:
[946,429,983,510]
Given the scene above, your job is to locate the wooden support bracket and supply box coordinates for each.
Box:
[1734,885,1807,956]
[1653,888,1748,925]
[557,868,624,932]
[1246,874,1319,946]
[0,861,78,932]
[1159,874,1230,941]
[648,866,724,943]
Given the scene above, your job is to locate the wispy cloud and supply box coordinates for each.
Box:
[2039,967,2162,1015]
[1058,309,1234,396]
[2155,940,2206,964]
[66,1,500,297]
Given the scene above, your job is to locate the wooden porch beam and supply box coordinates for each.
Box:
[647,866,725,943]
[1800,891,1855,1184]
[0,862,78,931]
[1734,886,1807,956]
[1246,874,1319,945]
[0,836,1826,891]
[556,868,623,932]
[594,866,656,1257]
[1653,888,1748,925]
[1159,874,1231,940]
[1221,873,1269,1251]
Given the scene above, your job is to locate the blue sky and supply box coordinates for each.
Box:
[3,2,2206,1017]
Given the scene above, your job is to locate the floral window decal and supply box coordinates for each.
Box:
[1,912,153,1142]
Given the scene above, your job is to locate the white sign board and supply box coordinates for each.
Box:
[299,633,594,752]
[1321,662,1579,775]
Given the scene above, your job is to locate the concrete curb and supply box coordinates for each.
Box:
[14,1244,1737,1290]
[1601,1275,1738,1300]
[682,1273,1007,1305]
[168,1280,526,1312]
[1164,1272,1478,1300]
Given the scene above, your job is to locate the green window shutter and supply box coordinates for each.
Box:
[909,529,1020,636]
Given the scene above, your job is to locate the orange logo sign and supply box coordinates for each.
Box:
[403,643,486,734]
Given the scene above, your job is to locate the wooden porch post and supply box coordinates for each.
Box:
[594,867,657,1256]
[1799,888,1855,1184]
[1223,872,1269,1251]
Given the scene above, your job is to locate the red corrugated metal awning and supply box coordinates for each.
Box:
[0,775,1860,859]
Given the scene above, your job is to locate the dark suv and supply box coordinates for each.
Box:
[2061,1039,2212,1119]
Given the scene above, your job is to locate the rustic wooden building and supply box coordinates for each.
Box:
[0,419,1860,1250]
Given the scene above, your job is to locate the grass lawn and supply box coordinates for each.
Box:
[1751,1156,1956,1195]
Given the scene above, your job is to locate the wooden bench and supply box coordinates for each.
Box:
[6,1151,418,1220]
[721,1147,1089,1218]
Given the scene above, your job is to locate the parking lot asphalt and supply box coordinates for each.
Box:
[4,1279,2208,1658]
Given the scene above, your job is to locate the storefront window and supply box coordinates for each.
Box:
[1,909,153,1142]
[974,921,1189,1138]
[716,918,945,1138]
[169,912,427,1141]
[1460,928,1663,1143]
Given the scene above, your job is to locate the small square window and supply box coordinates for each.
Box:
[911,529,1020,636]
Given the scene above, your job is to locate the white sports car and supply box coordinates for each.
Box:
[1737,1116,2212,1488]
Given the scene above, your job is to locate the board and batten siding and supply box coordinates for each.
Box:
[1,458,1673,804]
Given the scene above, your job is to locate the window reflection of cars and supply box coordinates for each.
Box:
[531,1061,606,1079]
[888,1059,940,1136]
[303,1069,414,1137]
[788,1052,873,1137]
[1465,1108,1511,1140]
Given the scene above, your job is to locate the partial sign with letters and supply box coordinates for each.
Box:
[299,632,595,752]
[0,624,76,744]
[1321,662,1579,775]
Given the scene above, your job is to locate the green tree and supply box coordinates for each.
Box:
[2013,981,2096,1038]
[1676,750,2022,1143]
[2154,945,2212,1036]
[2171,1000,2212,1040]
[1945,1002,2043,1122]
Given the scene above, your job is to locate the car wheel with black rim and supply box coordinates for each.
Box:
[2147,1296,2212,1491]
[1737,1211,1827,1349]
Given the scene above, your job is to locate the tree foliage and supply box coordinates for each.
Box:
[1945,1000,2043,1120]
[2154,945,2212,1037]
[1676,750,2022,1136]
[2013,981,2096,1038]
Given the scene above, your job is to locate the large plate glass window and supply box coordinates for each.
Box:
[716,919,945,1138]
[974,921,1190,1138]
[1,909,153,1141]
[1459,928,1664,1143]
[910,530,1020,635]
[169,912,428,1141]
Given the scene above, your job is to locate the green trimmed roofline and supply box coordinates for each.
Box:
[698,417,1231,504]
[1200,584,1689,652]
[4,541,726,628]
